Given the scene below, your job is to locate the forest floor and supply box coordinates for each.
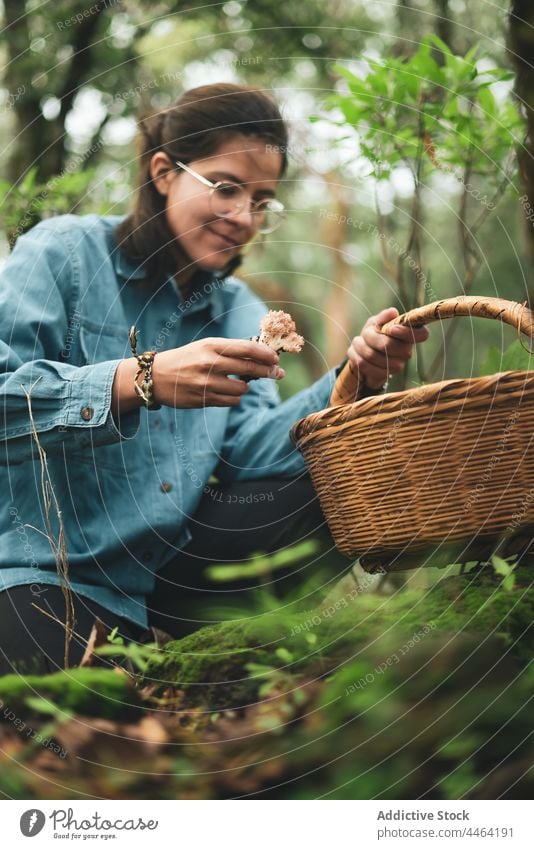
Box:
[0,556,532,800]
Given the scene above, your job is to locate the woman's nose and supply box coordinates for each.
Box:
[225,203,256,231]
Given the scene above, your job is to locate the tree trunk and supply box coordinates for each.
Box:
[322,173,355,367]
[509,0,534,301]
[434,0,454,51]
[3,0,106,184]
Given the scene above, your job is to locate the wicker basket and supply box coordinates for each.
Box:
[291,296,534,571]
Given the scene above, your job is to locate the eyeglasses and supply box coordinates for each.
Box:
[174,160,285,234]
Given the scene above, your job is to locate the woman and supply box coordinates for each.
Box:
[0,83,428,674]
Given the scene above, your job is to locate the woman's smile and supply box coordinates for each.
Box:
[205,225,241,249]
[154,135,283,272]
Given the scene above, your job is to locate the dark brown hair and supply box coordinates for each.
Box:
[113,83,289,286]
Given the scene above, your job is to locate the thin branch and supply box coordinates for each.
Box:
[396,96,425,319]
[31,604,132,678]
[427,144,514,378]
[21,379,74,668]
[374,176,398,283]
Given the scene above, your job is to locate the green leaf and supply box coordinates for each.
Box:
[478,67,515,81]
[426,33,454,57]
[491,555,512,577]
[410,45,445,85]
[463,44,480,69]
[478,86,497,118]
[19,166,38,197]
[502,573,516,592]
[205,540,320,583]
[480,340,533,375]
[24,696,61,715]
[245,662,276,678]
[393,67,421,99]
[275,647,294,664]
[439,733,482,757]
[491,555,516,592]
[333,64,361,85]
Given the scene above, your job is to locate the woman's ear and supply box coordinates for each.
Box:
[149,152,176,196]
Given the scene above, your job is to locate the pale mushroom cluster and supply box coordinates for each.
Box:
[253,309,304,354]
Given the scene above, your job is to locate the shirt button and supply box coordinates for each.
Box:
[80,406,94,421]
[152,417,161,428]
[142,551,153,563]
[160,481,173,493]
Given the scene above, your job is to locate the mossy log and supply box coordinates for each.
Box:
[0,667,141,720]
[146,562,533,709]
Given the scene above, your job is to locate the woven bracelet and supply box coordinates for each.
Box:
[128,326,162,411]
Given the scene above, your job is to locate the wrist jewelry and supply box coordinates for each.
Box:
[128,326,162,410]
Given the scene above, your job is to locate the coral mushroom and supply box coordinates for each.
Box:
[253,310,304,354]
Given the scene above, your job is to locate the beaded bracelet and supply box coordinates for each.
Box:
[128,326,162,411]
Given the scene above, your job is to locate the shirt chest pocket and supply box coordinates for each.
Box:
[79,319,131,365]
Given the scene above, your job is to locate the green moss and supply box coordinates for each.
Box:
[0,667,140,720]
[146,563,533,709]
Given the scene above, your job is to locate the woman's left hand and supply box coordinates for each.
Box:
[347,306,430,390]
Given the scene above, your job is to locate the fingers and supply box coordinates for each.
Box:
[205,376,250,397]
[210,355,285,380]
[383,324,430,344]
[363,309,430,348]
[349,339,406,373]
[212,338,280,365]
[372,306,400,327]
[348,306,431,390]
[360,327,415,358]
[209,395,243,407]
[347,350,390,389]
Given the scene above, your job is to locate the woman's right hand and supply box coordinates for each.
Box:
[151,337,285,408]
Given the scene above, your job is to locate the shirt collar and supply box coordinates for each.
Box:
[169,267,228,323]
[113,248,147,281]
[113,244,239,324]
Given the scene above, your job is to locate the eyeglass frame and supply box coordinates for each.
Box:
[174,159,285,234]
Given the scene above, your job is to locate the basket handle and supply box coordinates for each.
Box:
[329,296,534,407]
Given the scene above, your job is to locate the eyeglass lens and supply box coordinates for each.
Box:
[210,183,284,233]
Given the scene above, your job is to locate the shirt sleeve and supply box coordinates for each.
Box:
[214,286,337,482]
[0,223,140,465]
[216,365,337,482]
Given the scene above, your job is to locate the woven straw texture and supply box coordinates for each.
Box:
[291,297,534,563]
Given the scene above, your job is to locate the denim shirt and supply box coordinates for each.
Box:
[0,214,338,628]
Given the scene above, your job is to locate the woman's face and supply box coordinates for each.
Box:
[150,135,283,273]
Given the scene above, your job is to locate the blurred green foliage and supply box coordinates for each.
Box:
[0,553,531,799]
[1,1,530,393]
[328,35,521,181]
